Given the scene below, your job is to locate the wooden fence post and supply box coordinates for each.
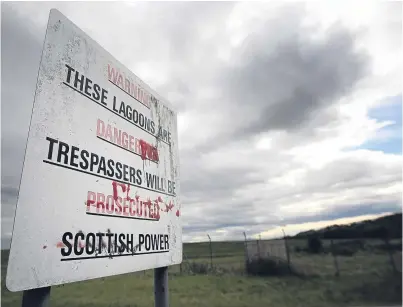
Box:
[384,236,397,274]
[207,234,213,270]
[330,239,340,277]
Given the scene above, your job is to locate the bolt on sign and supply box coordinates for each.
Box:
[6,9,182,292]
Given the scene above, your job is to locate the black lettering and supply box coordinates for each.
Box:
[115,162,123,180]
[129,167,136,184]
[70,146,79,167]
[126,104,132,120]
[123,164,129,181]
[92,83,101,101]
[119,101,126,117]
[57,141,70,164]
[172,181,176,195]
[139,113,144,127]
[80,150,89,169]
[98,156,106,175]
[96,233,105,253]
[151,234,157,250]
[90,153,99,172]
[136,169,142,185]
[106,233,113,253]
[145,234,150,251]
[139,234,144,252]
[127,234,134,253]
[112,96,118,112]
[46,137,58,160]
[61,232,73,256]
[150,121,155,134]
[164,235,169,250]
[145,117,151,132]
[145,172,154,189]
[118,234,125,253]
[133,109,138,124]
[74,232,85,255]
[74,71,84,91]
[86,233,96,254]
[101,88,108,106]
[107,159,115,177]
[65,64,75,84]
[160,235,163,250]
[84,77,92,96]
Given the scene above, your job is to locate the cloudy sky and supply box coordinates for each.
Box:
[1,1,402,247]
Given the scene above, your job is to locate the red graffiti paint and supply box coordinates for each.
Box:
[139,139,148,160]
[125,184,134,202]
[139,139,159,162]
[112,181,127,201]
[164,201,174,212]
[176,210,180,217]
[56,242,65,248]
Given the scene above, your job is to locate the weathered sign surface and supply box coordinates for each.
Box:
[6,9,182,292]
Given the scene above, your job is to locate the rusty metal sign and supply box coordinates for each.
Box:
[6,9,182,292]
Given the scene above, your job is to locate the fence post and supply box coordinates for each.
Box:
[282,228,291,272]
[384,236,397,274]
[330,239,340,277]
[243,232,249,263]
[207,234,213,270]
[257,235,261,259]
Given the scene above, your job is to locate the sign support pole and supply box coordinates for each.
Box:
[154,266,169,307]
[22,286,51,307]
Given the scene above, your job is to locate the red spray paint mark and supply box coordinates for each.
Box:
[56,242,65,248]
[176,210,180,217]
[139,139,159,162]
[112,182,135,202]
[112,181,127,201]
[164,201,174,213]
[125,184,134,202]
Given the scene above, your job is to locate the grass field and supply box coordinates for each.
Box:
[1,239,402,307]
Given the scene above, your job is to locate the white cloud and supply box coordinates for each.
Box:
[1,2,401,245]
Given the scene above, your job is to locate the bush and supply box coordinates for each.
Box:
[246,257,294,276]
[332,246,356,256]
[307,236,323,254]
[295,246,302,253]
[187,262,209,274]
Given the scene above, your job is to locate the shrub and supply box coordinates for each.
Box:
[246,257,295,277]
[332,246,356,256]
[295,246,302,253]
[307,236,323,254]
[187,262,209,274]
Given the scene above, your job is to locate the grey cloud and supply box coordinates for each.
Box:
[1,3,44,238]
[221,24,369,140]
[1,2,400,245]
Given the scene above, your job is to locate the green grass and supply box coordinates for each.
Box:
[1,239,402,307]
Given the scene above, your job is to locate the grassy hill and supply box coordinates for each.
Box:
[293,212,402,240]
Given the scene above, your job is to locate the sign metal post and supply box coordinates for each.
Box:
[154,267,169,307]
[21,287,51,307]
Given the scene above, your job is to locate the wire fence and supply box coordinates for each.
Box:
[166,234,402,278]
